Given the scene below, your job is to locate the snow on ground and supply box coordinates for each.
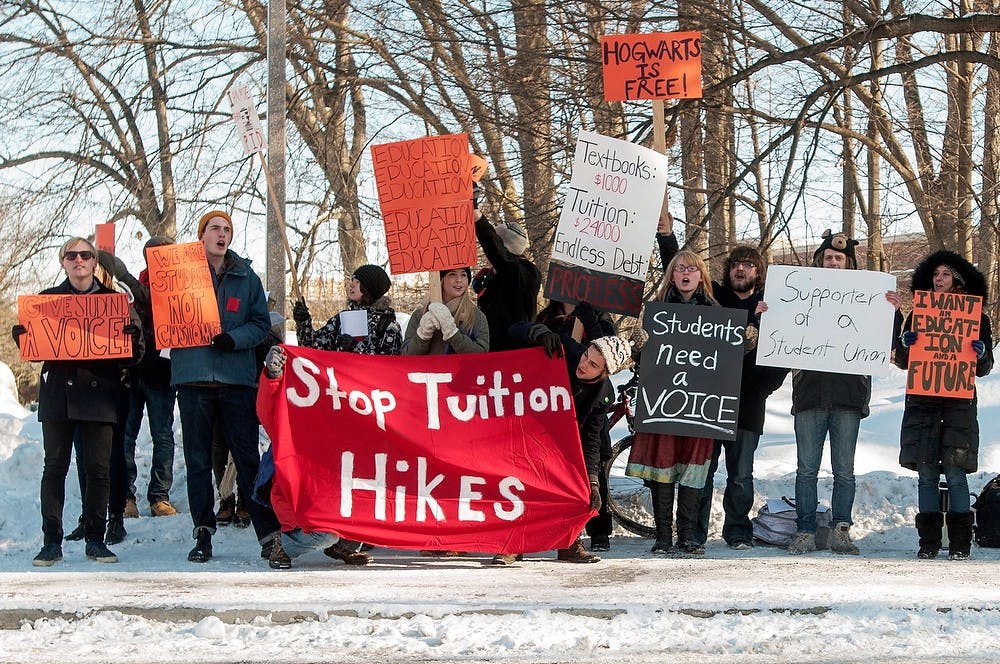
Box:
[1,360,1000,663]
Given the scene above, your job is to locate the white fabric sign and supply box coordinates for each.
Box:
[550,131,668,282]
[757,265,897,376]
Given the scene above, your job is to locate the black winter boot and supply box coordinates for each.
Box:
[649,482,675,554]
[105,514,127,546]
[915,512,943,559]
[65,515,86,541]
[188,528,213,563]
[675,485,705,555]
[946,511,974,560]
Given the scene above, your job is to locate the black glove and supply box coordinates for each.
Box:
[11,324,26,349]
[527,323,563,358]
[589,479,602,512]
[123,324,140,337]
[292,299,311,324]
[211,333,236,351]
[337,334,358,352]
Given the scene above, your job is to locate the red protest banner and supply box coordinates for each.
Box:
[146,242,222,349]
[371,134,476,274]
[94,223,115,255]
[257,346,593,554]
[906,290,982,399]
[17,293,132,361]
[601,32,703,101]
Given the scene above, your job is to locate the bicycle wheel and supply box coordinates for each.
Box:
[603,435,655,538]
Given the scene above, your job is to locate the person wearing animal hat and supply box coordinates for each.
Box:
[293,264,402,356]
[892,249,994,560]
[760,229,902,557]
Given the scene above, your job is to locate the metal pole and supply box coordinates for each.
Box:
[266,0,288,310]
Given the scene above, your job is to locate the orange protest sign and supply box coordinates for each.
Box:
[17,293,132,361]
[371,134,476,275]
[601,32,703,101]
[146,242,222,349]
[470,154,489,182]
[95,223,115,254]
[906,290,982,398]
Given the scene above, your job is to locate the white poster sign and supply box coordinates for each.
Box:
[550,131,668,282]
[339,310,369,337]
[227,84,265,154]
[756,265,897,376]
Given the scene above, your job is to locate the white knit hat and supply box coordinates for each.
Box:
[496,221,529,256]
[590,335,633,375]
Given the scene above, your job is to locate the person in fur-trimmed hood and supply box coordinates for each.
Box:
[293,264,402,356]
[892,249,994,561]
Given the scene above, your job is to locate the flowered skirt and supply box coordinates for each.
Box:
[625,432,715,489]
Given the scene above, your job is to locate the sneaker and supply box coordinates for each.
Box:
[32,543,63,567]
[729,539,753,551]
[150,500,177,517]
[949,551,970,561]
[787,531,816,555]
[829,522,860,555]
[490,553,523,565]
[85,540,119,563]
[556,538,600,563]
[123,498,140,519]
[65,516,86,541]
[589,536,610,552]
[268,535,292,570]
[105,514,127,545]
[216,495,236,526]
[323,541,373,566]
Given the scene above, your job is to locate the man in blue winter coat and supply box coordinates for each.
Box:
[171,210,281,563]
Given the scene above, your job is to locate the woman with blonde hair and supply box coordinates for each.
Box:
[402,267,489,356]
[627,249,719,555]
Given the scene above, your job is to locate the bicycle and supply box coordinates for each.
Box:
[603,368,655,538]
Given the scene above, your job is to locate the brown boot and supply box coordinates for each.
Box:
[324,541,373,566]
[556,538,600,563]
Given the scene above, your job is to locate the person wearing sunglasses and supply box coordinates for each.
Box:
[12,237,143,566]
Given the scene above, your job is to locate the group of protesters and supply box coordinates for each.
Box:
[10,193,995,569]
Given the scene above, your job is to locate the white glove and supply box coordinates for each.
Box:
[428,302,458,340]
[264,345,286,378]
[416,310,440,340]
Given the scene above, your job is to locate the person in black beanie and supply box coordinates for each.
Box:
[293,264,401,356]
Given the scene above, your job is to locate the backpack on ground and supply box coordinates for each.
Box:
[973,475,1000,548]
[751,496,832,549]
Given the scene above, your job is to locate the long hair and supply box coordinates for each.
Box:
[420,272,478,333]
[659,250,713,301]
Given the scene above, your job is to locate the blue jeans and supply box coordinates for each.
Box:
[177,384,280,543]
[794,408,861,532]
[123,380,177,505]
[281,529,339,559]
[695,429,760,545]
[917,463,970,513]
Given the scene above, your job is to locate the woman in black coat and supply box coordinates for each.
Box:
[12,237,143,566]
[893,250,994,561]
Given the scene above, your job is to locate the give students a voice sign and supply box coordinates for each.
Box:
[756,265,896,375]
[256,346,594,554]
[545,131,668,316]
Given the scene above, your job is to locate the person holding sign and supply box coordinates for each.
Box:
[892,250,994,560]
[171,210,281,564]
[293,264,402,356]
[626,249,718,556]
[402,267,489,356]
[11,238,143,567]
[656,213,788,551]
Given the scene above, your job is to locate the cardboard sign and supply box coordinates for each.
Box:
[634,303,746,439]
[146,242,222,349]
[544,131,669,316]
[94,223,115,255]
[905,290,982,398]
[470,154,488,182]
[757,265,896,376]
[544,261,645,318]
[371,134,476,275]
[601,32,703,101]
[17,293,132,361]
[256,346,593,554]
[227,84,265,154]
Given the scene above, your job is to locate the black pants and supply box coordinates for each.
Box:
[41,420,113,544]
[585,465,612,539]
[73,391,129,516]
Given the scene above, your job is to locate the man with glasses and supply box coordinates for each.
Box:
[656,213,788,550]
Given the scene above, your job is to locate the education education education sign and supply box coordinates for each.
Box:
[256,346,594,554]
[905,290,982,399]
[634,302,746,440]
[371,134,476,275]
[545,131,668,316]
[756,265,896,376]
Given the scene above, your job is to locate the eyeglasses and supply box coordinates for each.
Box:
[673,264,699,273]
[63,250,95,261]
[731,261,756,270]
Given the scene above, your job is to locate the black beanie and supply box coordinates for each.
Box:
[353,264,392,301]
